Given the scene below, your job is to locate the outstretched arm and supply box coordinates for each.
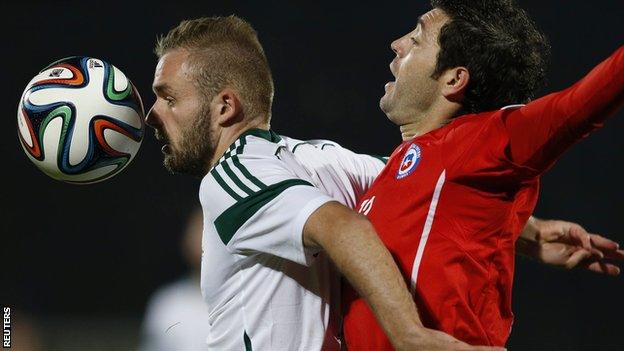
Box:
[517,216,624,275]
[503,45,624,174]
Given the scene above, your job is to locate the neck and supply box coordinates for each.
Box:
[399,117,444,141]
[207,119,270,170]
[398,101,463,141]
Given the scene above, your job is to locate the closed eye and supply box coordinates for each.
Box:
[410,37,419,45]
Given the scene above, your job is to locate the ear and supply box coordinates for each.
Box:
[440,67,469,102]
[210,88,243,127]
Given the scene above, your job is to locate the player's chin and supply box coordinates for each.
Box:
[163,152,209,177]
[163,157,192,175]
[379,94,393,115]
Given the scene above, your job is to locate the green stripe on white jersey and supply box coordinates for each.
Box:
[214,178,312,245]
[209,137,261,201]
[244,331,252,351]
[232,137,267,190]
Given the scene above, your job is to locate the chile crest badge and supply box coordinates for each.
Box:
[396,144,421,179]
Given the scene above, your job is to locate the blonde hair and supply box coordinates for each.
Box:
[156,15,274,121]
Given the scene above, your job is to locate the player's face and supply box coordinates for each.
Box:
[146,49,217,176]
[381,9,450,124]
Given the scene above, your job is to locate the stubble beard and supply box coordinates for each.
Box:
[163,104,216,177]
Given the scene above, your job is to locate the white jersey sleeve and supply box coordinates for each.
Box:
[279,137,388,210]
[199,135,334,266]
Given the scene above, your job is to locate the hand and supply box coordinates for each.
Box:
[397,327,506,351]
[522,217,624,275]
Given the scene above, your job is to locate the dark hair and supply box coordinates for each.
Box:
[430,0,551,113]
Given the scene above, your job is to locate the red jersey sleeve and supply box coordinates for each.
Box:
[446,45,624,182]
[503,45,624,174]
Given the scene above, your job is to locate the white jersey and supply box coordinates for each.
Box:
[199,128,386,350]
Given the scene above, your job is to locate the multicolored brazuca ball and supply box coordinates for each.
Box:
[17,56,145,184]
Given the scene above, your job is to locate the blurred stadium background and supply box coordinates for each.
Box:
[2,0,623,350]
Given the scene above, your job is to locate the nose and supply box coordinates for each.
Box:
[144,103,160,129]
[391,38,401,57]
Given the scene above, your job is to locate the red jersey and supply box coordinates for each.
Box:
[343,46,624,349]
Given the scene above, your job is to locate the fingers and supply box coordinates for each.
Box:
[568,224,592,250]
[552,227,624,261]
[606,249,624,260]
[589,235,624,260]
[565,249,593,269]
[585,261,621,276]
[588,248,605,260]
[589,234,620,251]
[540,221,588,248]
[587,235,624,261]
[537,220,570,242]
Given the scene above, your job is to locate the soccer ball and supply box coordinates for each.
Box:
[17,56,145,184]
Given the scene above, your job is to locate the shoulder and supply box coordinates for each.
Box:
[448,105,525,131]
[278,135,347,170]
[282,135,388,168]
[200,130,322,245]
[279,135,341,154]
[439,105,529,176]
[446,111,497,134]
[441,105,525,145]
[202,136,311,205]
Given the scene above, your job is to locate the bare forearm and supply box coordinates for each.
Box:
[304,202,423,349]
[328,221,422,341]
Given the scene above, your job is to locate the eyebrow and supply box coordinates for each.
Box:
[417,16,426,31]
[152,83,176,95]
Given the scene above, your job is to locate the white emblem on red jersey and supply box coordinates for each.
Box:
[358,196,376,215]
[396,144,421,179]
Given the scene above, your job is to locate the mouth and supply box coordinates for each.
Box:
[389,59,398,78]
[386,59,398,92]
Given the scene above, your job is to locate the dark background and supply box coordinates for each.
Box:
[2,1,623,350]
